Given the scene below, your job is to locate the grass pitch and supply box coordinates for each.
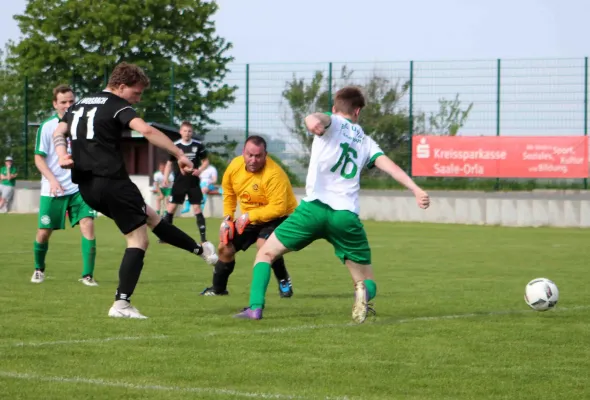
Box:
[0,214,589,399]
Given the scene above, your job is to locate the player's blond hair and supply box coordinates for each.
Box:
[333,86,366,115]
[52,84,73,102]
[108,62,150,89]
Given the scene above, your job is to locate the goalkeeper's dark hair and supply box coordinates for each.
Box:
[245,135,267,151]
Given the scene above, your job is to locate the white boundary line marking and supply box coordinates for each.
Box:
[5,305,589,349]
[12,335,169,348]
[0,371,345,400]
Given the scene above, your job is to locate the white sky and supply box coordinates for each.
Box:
[3,0,588,63]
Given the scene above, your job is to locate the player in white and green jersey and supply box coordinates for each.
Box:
[152,162,174,215]
[235,86,430,323]
[31,84,98,286]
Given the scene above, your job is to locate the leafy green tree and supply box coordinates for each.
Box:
[414,94,473,136]
[9,0,236,132]
[0,47,33,175]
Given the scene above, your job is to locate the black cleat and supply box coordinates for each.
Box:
[200,287,229,296]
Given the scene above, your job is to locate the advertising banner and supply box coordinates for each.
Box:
[412,135,588,178]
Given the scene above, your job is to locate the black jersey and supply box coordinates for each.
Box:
[61,91,138,183]
[169,139,208,188]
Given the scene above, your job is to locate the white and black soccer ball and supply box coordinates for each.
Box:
[524,278,559,311]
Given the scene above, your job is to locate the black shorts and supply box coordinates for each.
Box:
[78,177,147,235]
[232,216,288,252]
[170,182,203,205]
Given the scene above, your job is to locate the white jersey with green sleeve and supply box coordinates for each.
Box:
[152,171,174,190]
[34,115,79,197]
[303,113,384,214]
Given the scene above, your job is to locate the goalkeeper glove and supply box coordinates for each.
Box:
[219,215,235,245]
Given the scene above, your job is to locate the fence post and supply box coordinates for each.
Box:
[245,64,250,139]
[495,58,501,190]
[328,62,333,110]
[23,76,29,179]
[408,60,414,176]
[71,67,76,95]
[103,64,109,88]
[584,56,588,190]
[169,62,175,126]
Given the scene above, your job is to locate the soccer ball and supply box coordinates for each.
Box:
[524,278,559,311]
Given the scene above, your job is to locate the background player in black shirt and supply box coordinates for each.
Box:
[162,121,209,242]
[52,62,218,319]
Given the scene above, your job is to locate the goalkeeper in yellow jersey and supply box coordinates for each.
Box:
[200,135,298,297]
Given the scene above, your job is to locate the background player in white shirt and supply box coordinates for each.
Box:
[32,85,97,286]
[199,164,221,206]
[235,86,430,322]
[152,161,174,215]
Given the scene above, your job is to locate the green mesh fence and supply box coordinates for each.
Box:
[6,58,590,189]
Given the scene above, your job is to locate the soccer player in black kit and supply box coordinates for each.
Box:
[162,121,209,242]
[52,62,218,319]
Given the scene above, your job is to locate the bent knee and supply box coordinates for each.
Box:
[218,243,236,259]
[256,243,281,262]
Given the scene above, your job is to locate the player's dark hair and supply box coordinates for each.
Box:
[245,135,267,151]
[180,121,193,129]
[108,62,150,89]
[333,86,366,115]
[52,84,73,102]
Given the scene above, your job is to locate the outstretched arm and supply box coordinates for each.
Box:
[374,155,430,209]
[129,118,193,175]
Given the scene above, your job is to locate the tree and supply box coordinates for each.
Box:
[414,94,473,136]
[0,47,31,174]
[9,0,236,133]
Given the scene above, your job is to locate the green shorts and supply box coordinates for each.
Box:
[161,188,172,197]
[38,192,96,230]
[274,199,371,265]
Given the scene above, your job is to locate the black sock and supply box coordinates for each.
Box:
[152,219,203,255]
[195,213,206,242]
[115,248,145,302]
[212,259,236,292]
[271,257,290,282]
[163,211,174,225]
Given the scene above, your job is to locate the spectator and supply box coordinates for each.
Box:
[0,156,18,213]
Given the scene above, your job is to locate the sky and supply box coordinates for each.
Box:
[1,0,589,142]
[2,0,589,63]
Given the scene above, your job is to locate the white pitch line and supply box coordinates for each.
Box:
[12,335,169,348]
[0,371,345,400]
[6,304,589,349]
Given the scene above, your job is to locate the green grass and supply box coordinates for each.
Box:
[0,214,589,400]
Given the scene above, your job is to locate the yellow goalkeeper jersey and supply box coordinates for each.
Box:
[222,155,298,224]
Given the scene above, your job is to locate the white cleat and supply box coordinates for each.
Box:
[352,281,368,324]
[31,270,45,283]
[199,241,218,265]
[108,300,148,319]
[79,276,99,287]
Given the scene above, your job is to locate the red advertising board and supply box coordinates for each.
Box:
[412,135,588,178]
